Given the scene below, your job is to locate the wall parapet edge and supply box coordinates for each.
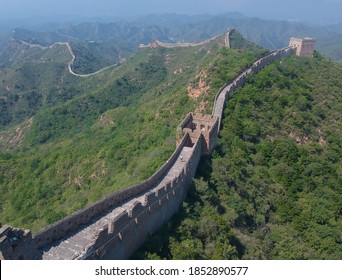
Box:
[212,47,294,127]
[32,133,191,249]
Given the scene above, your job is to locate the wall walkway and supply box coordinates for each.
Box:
[42,137,201,259]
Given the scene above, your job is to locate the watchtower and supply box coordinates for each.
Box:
[289,37,316,57]
[0,225,37,260]
[177,113,219,155]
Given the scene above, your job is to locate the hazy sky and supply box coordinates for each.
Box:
[1,0,342,23]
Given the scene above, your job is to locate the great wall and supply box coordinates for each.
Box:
[17,39,118,77]
[139,33,228,49]
[0,30,313,260]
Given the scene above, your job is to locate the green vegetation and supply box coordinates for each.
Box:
[135,53,342,260]
[0,43,97,129]
[229,30,260,50]
[70,40,134,74]
[0,34,263,232]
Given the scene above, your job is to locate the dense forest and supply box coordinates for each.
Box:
[134,53,342,260]
[0,34,264,232]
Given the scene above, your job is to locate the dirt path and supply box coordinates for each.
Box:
[19,40,118,77]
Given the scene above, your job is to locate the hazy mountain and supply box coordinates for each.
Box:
[1,13,341,69]
[326,21,342,34]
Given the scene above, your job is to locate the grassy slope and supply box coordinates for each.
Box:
[135,53,342,260]
[0,35,264,232]
[0,43,102,129]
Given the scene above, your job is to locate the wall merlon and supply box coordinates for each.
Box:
[128,201,145,218]
[135,208,150,224]
[160,195,169,205]
[172,188,179,197]
[149,201,161,212]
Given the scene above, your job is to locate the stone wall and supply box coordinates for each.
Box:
[32,133,191,250]
[81,134,204,259]
[139,34,223,49]
[225,29,234,48]
[212,47,295,128]
[177,113,219,154]
[289,37,316,57]
[0,226,37,260]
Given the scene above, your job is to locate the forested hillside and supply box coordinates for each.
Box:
[0,34,264,232]
[135,53,342,260]
[0,42,104,129]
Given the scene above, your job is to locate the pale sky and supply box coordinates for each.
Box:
[0,0,342,23]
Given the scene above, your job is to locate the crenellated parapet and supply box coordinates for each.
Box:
[212,47,295,129]
[225,29,234,48]
[79,134,204,259]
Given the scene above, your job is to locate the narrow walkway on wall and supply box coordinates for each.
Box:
[41,146,193,260]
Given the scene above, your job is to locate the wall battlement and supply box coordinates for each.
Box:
[213,47,295,128]
[140,28,234,50]
[0,31,295,260]
[225,29,234,48]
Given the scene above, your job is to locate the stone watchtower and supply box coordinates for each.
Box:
[289,37,316,57]
[0,225,37,260]
[177,113,219,155]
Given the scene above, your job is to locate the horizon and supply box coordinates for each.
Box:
[0,0,342,25]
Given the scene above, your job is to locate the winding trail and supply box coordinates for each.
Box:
[18,29,233,77]
[18,40,118,77]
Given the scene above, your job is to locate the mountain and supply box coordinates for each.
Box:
[135,53,342,260]
[1,13,341,77]
[0,32,264,232]
[327,21,342,34]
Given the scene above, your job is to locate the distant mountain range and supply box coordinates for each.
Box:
[0,13,341,74]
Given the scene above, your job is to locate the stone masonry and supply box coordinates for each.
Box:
[289,37,316,57]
